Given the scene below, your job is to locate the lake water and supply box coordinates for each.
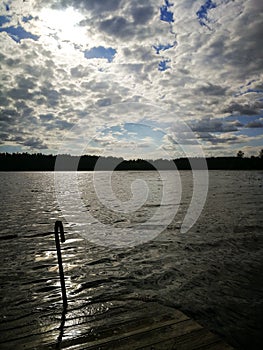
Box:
[0,171,263,349]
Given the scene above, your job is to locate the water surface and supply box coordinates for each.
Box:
[0,171,263,349]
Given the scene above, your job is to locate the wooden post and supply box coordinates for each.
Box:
[54,221,67,309]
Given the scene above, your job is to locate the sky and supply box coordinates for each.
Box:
[0,0,262,159]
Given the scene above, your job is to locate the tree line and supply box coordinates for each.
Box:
[0,151,262,171]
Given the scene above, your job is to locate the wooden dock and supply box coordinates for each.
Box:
[0,300,233,349]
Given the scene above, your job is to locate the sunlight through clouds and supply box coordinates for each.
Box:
[0,0,262,157]
[36,6,89,51]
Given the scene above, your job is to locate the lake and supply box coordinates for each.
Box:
[0,171,263,349]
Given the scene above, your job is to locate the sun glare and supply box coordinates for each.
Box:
[38,7,87,46]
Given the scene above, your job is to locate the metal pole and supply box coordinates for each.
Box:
[54,221,67,309]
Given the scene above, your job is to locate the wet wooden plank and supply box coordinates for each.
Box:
[0,301,234,350]
[62,314,233,350]
[69,319,202,350]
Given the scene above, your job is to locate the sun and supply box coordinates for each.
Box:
[37,7,87,47]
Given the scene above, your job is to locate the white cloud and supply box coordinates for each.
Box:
[0,0,262,157]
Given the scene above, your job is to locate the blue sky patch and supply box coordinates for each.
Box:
[0,15,11,26]
[196,0,217,28]
[156,1,176,71]
[84,46,116,63]
[225,115,263,125]
[158,59,171,71]
[160,0,174,23]
[237,127,263,139]
[238,88,263,97]
[99,123,165,146]
[246,79,257,87]
[22,15,33,23]
[153,41,176,54]
[0,25,39,43]
[124,123,164,140]
[234,88,263,98]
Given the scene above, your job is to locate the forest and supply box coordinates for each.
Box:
[0,152,262,171]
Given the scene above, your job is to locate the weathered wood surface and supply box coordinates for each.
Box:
[0,300,233,349]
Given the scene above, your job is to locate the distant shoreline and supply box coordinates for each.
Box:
[1,153,262,171]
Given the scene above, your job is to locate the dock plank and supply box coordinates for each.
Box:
[0,301,234,350]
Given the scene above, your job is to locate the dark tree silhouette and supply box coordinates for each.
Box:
[237,150,244,158]
[0,152,262,171]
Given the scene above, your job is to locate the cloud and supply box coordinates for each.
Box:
[222,101,262,116]
[198,83,227,96]
[131,5,155,25]
[70,0,123,13]
[0,0,262,157]
[245,120,263,128]
[22,137,47,149]
[99,17,130,38]
[190,117,239,133]
[39,113,54,122]
[197,132,242,145]
[96,98,112,107]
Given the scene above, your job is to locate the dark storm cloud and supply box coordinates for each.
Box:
[98,2,155,40]
[38,87,60,107]
[59,87,80,97]
[39,0,123,13]
[223,102,262,116]
[131,6,154,24]
[96,98,112,107]
[0,95,10,106]
[8,87,33,100]
[196,132,240,145]
[0,131,10,142]
[1,47,58,112]
[6,82,60,108]
[245,120,263,128]
[40,117,60,130]
[69,0,123,12]
[4,57,21,67]
[14,100,33,113]
[8,135,26,142]
[0,108,18,122]
[39,113,55,122]
[99,17,131,39]
[190,117,238,133]
[54,120,74,130]
[21,106,34,118]
[44,118,74,131]
[232,120,244,128]
[0,108,46,149]
[198,83,227,96]
[23,137,47,149]
[166,133,199,146]
[17,76,36,90]
[35,97,47,105]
